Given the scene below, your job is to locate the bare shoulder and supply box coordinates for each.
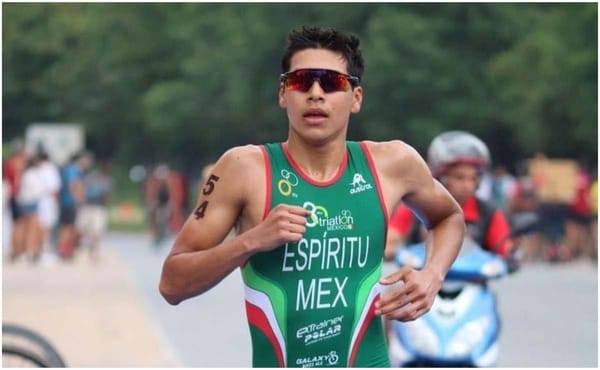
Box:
[217,144,264,171]
[204,144,266,202]
[362,140,433,207]
[362,140,425,174]
[213,144,265,183]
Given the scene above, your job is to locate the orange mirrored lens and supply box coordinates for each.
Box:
[284,69,352,93]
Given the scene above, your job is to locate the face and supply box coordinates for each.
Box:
[79,155,93,172]
[442,163,480,205]
[278,49,363,145]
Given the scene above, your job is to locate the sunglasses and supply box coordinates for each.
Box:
[279,68,360,93]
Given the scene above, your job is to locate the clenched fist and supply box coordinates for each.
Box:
[244,204,311,253]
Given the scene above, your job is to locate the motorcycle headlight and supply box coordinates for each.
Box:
[447,316,491,358]
[397,250,423,269]
[481,260,506,278]
[402,319,440,357]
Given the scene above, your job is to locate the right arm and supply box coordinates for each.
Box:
[159,146,310,305]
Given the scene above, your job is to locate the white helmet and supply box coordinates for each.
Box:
[427,131,491,178]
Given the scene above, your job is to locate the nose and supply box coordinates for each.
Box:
[307,79,325,101]
[461,177,479,195]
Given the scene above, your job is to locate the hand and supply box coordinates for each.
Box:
[244,204,310,253]
[375,265,443,322]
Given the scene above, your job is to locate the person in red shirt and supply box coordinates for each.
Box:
[3,140,27,261]
[561,163,593,260]
[385,131,512,260]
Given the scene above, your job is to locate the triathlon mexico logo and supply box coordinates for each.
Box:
[349,173,373,194]
[303,201,354,231]
[278,169,299,198]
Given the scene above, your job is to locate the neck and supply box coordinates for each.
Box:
[284,135,347,183]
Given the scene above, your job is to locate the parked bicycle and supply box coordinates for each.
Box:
[2,323,66,367]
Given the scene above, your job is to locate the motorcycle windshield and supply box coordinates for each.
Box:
[395,241,508,280]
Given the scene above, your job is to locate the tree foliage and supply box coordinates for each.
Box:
[3,3,597,175]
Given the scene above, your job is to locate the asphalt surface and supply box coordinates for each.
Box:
[108,231,598,368]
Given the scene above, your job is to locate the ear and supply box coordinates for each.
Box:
[350,86,363,114]
[278,84,287,109]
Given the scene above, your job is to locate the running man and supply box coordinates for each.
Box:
[159,26,465,367]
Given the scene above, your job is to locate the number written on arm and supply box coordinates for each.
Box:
[194,174,220,220]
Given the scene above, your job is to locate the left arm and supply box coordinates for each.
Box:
[367,141,465,322]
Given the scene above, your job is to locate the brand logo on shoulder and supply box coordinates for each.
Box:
[296,351,340,367]
[349,173,373,194]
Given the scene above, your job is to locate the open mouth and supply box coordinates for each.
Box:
[303,109,329,120]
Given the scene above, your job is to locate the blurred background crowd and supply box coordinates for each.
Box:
[2,136,211,265]
[2,135,597,267]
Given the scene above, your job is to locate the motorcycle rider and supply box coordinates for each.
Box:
[384,131,520,367]
[385,131,513,261]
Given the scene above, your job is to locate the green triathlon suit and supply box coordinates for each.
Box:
[241,141,391,367]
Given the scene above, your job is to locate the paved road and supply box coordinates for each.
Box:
[494,260,598,367]
[3,238,180,367]
[107,231,598,367]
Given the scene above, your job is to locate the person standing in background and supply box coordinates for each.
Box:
[490,164,517,214]
[37,150,62,262]
[562,162,593,261]
[76,162,112,262]
[13,154,43,262]
[589,170,597,262]
[57,151,93,260]
[3,139,27,260]
[508,164,544,262]
[3,177,12,256]
[167,167,188,233]
[145,164,172,246]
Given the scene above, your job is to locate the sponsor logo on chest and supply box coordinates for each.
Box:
[349,173,373,194]
[296,351,340,367]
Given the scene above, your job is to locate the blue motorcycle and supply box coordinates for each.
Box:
[387,213,540,367]
[387,237,508,367]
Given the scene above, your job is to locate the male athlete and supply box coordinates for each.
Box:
[159,26,465,367]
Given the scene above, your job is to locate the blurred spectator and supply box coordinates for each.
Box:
[3,178,11,255]
[508,165,544,263]
[476,170,493,202]
[530,153,571,262]
[145,164,171,245]
[37,150,62,260]
[57,151,93,260]
[3,139,27,259]
[76,162,112,262]
[562,162,592,260]
[589,171,597,262]
[13,154,43,262]
[490,165,517,213]
[167,167,188,233]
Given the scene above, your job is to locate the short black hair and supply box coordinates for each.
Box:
[281,26,364,80]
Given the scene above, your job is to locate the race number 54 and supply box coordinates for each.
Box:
[194,174,220,219]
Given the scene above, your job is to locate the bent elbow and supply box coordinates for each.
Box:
[159,280,183,306]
